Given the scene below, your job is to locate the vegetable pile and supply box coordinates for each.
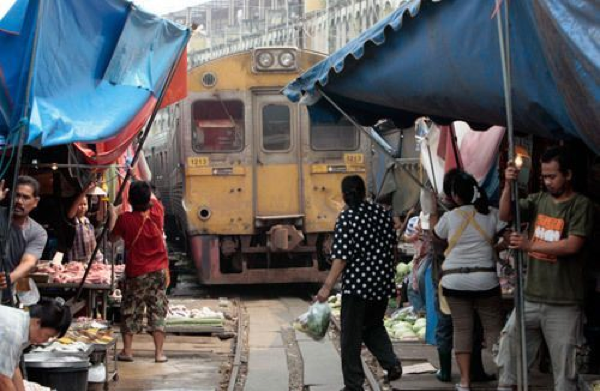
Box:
[166,304,224,327]
[384,307,427,341]
[328,294,342,316]
[395,261,413,284]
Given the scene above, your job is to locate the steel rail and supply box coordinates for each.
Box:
[227,297,244,391]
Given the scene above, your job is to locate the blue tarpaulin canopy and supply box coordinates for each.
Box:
[284,0,600,154]
[0,0,190,148]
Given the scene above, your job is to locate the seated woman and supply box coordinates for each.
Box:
[66,182,103,263]
[431,171,505,391]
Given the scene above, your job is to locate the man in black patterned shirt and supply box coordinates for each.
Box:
[317,175,402,391]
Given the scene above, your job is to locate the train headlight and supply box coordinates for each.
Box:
[279,51,295,68]
[257,52,274,68]
[253,47,298,72]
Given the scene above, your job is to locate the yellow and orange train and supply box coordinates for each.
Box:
[145,48,370,284]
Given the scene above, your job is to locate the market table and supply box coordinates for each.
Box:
[37,283,111,319]
[24,334,119,391]
[89,336,119,390]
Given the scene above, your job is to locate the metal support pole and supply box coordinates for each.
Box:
[496,2,528,390]
[425,142,438,194]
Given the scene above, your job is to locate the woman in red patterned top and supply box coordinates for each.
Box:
[109,180,169,363]
[66,182,103,263]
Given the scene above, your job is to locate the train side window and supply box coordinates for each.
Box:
[310,116,359,151]
[191,100,244,153]
[262,104,290,151]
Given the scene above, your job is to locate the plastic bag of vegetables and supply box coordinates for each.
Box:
[293,302,331,341]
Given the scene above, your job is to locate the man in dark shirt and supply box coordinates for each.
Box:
[497,147,594,391]
[317,175,401,390]
[0,176,48,304]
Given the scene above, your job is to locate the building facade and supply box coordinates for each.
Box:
[163,0,407,68]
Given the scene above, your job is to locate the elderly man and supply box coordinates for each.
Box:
[0,176,48,304]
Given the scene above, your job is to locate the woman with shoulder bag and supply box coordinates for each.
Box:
[431,171,505,391]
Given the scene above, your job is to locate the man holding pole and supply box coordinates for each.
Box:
[496,146,594,391]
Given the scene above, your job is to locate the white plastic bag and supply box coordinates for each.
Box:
[17,278,40,306]
[88,362,106,383]
[420,188,437,216]
[293,302,331,341]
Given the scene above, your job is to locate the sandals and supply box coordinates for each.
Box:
[117,352,134,362]
[117,350,168,363]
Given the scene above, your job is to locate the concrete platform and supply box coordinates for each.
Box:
[245,347,289,391]
[389,341,554,390]
[298,335,345,389]
[248,330,284,348]
[245,297,305,390]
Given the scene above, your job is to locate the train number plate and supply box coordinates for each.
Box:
[188,156,210,167]
[344,153,364,164]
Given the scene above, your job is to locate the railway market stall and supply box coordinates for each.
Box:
[284,0,600,390]
[0,0,190,390]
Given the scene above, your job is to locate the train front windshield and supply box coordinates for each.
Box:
[310,115,359,151]
[191,100,245,152]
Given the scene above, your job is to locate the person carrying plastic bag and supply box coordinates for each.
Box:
[316,175,402,390]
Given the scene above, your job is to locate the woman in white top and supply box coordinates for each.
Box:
[432,171,505,391]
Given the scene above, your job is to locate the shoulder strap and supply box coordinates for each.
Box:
[468,212,493,244]
[444,209,493,257]
[130,211,150,248]
[444,210,472,257]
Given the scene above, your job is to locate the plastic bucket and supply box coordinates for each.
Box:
[26,363,89,391]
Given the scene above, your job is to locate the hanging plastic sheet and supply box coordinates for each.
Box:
[418,120,505,200]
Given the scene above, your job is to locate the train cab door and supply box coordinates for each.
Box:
[252,93,302,220]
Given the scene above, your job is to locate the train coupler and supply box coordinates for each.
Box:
[267,224,304,252]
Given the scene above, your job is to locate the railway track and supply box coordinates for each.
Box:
[227,288,383,391]
[112,260,386,391]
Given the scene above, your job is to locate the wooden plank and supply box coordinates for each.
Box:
[166,325,225,334]
[38,283,111,290]
[116,334,232,354]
